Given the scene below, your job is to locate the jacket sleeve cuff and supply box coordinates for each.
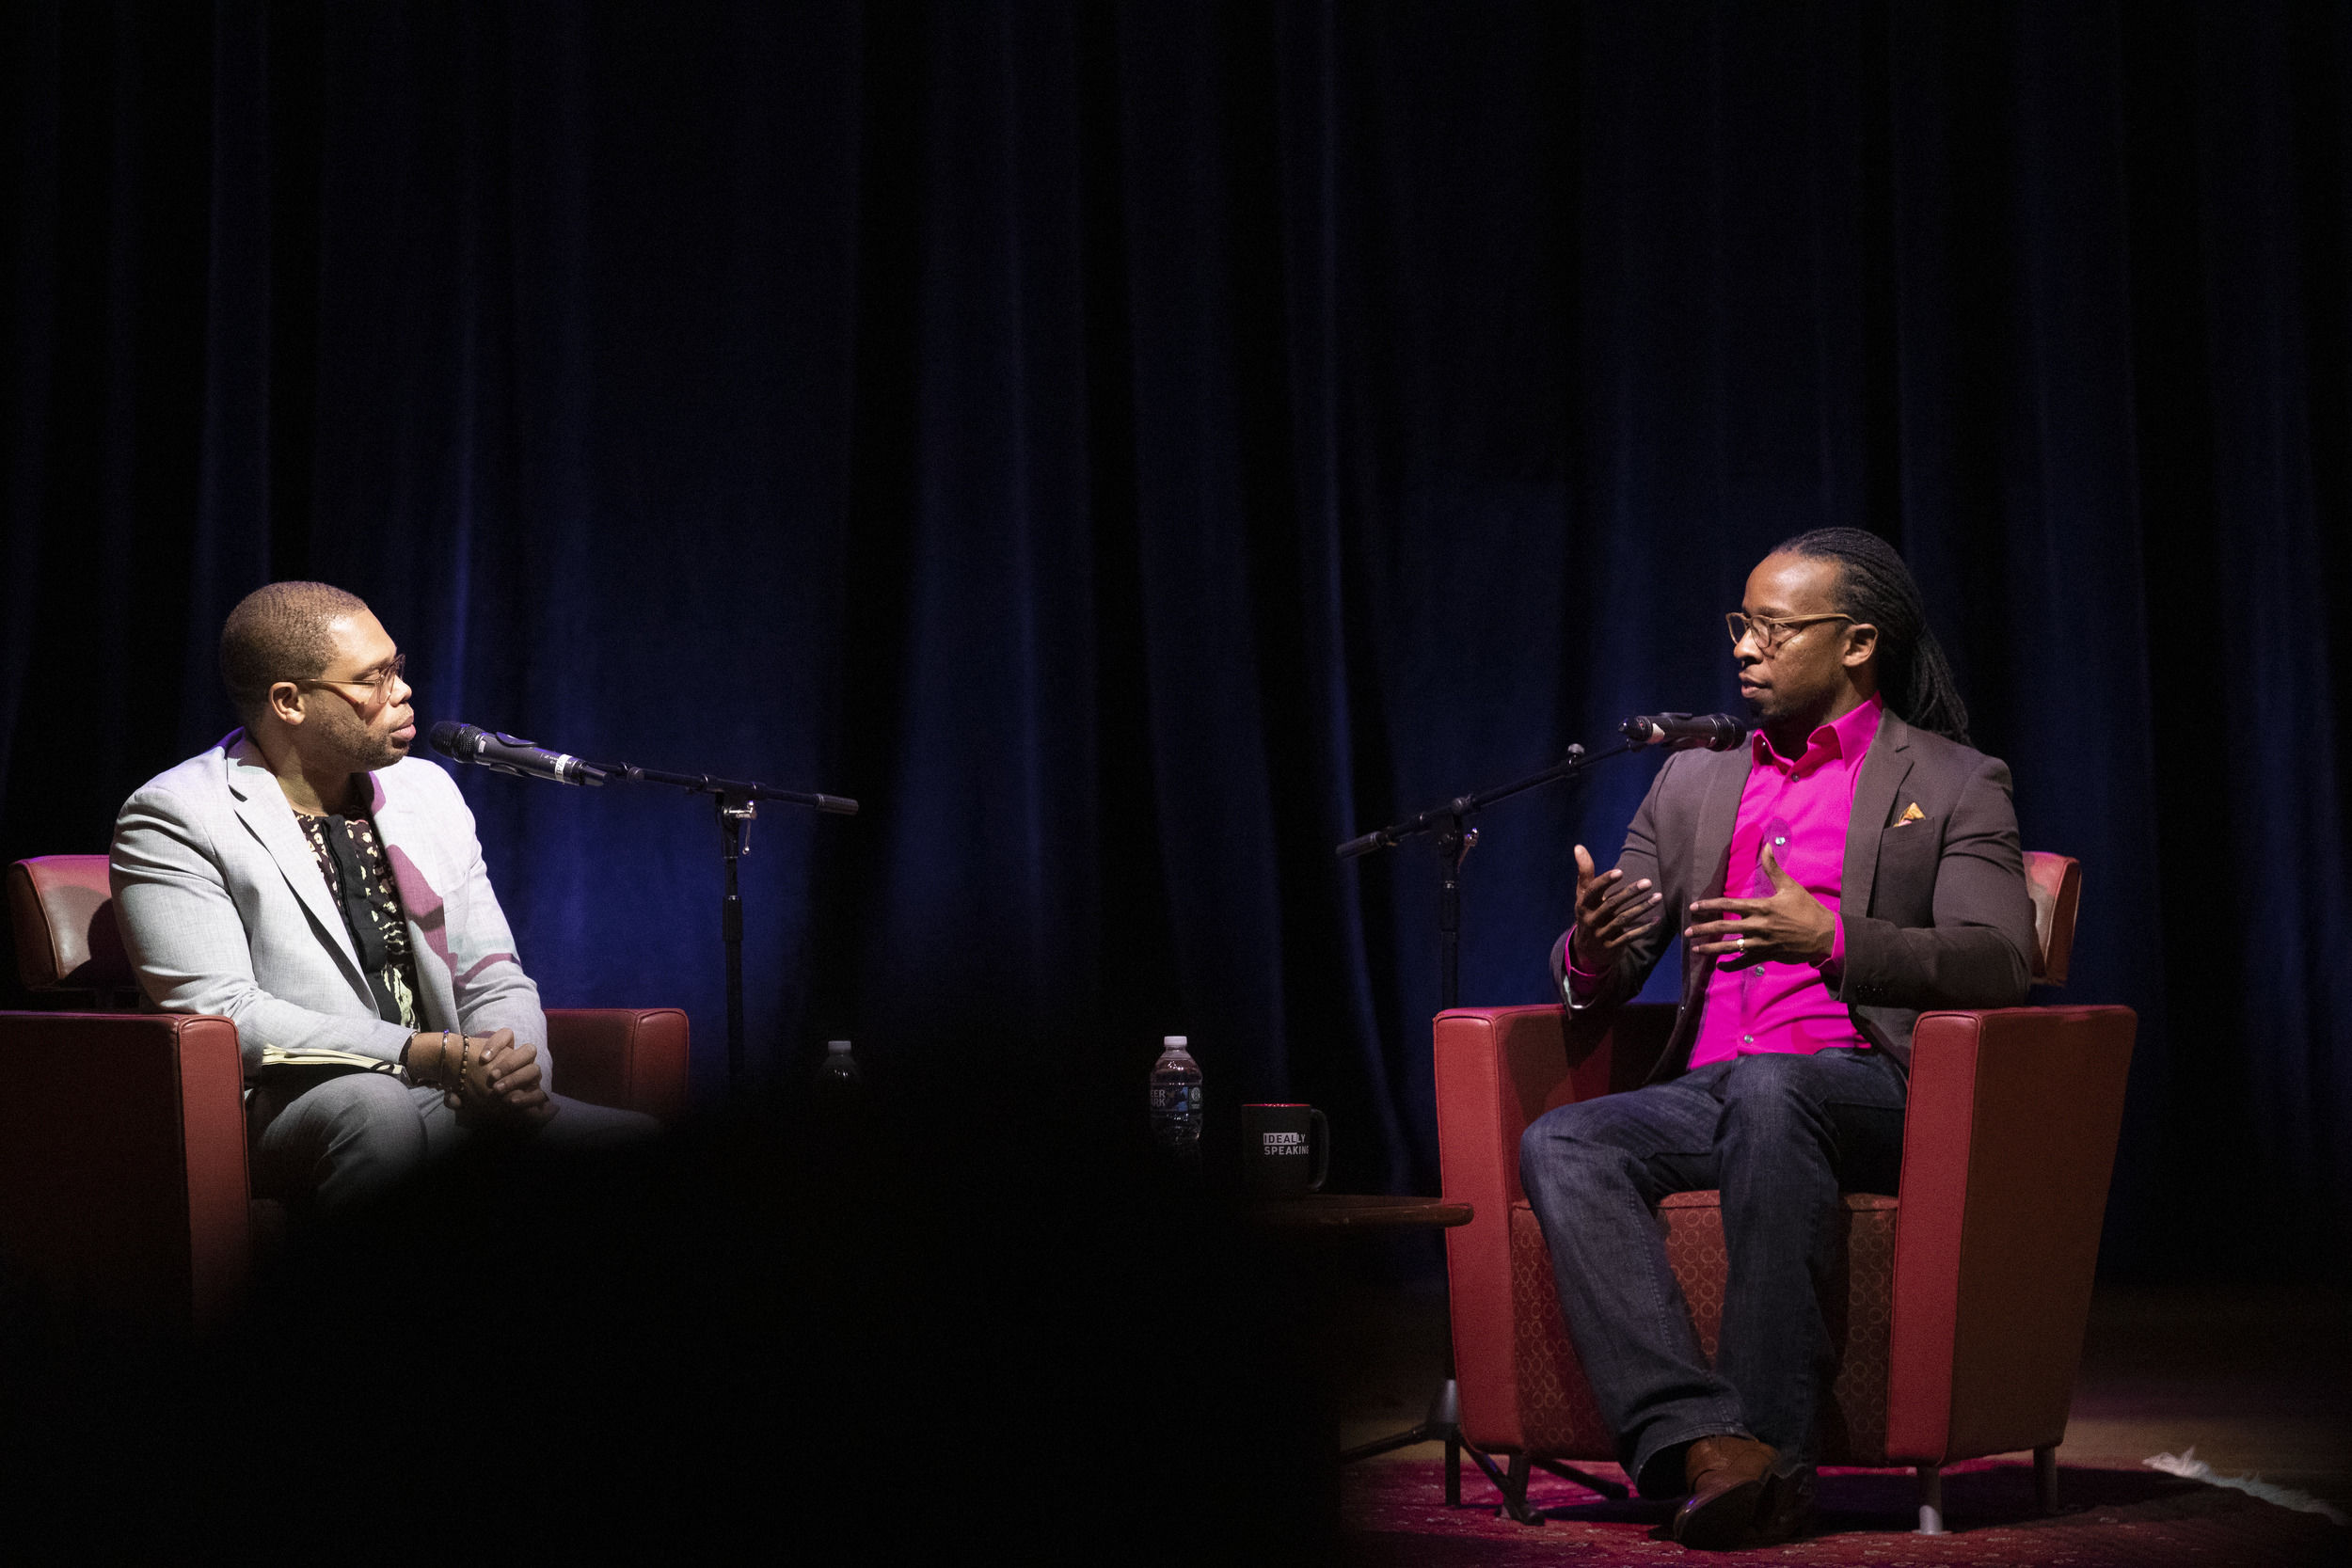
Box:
[1552,930,1603,1012]
[1565,949,1604,1002]
[1833,913,1896,1005]
[1815,915,1846,981]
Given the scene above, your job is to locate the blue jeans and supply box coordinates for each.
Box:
[1518,1047,1908,1495]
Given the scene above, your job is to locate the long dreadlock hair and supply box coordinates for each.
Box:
[1774,528,1973,746]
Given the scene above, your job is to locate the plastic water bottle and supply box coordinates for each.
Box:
[815,1038,863,1108]
[1149,1036,1203,1156]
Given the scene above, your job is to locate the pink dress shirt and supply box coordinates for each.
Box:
[1685,694,1883,1066]
[1567,694,1883,1065]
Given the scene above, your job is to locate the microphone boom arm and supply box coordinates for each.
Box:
[588,758,860,817]
[1335,738,1636,861]
[1336,736,1642,1013]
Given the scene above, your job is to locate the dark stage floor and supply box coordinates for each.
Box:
[1328,1275,2352,1512]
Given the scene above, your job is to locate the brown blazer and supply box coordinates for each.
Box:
[1549,707,2037,1078]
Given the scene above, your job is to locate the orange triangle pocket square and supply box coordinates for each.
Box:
[1896,802,1926,825]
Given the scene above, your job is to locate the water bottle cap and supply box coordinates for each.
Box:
[1163,1035,1188,1048]
[826,1039,853,1053]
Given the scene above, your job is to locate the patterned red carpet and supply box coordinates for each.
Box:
[1339,1455,2347,1566]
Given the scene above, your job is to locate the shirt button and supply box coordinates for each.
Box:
[1773,835,1787,845]
[1742,1034,1755,1044]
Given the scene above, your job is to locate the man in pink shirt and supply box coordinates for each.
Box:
[1519,530,2037,1549]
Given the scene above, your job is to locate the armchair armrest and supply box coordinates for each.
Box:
[1433,1003,1677,1210]
[0,1012,249,1335]
[1887,1005,2136,1464]
[546,1008,691,1125]
[1434,1002,1676,1450]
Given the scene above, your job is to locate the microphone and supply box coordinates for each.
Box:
[428,721,610,786]
[1621,712,1749,752]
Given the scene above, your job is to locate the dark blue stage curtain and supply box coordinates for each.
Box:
[1,2,2344,1278]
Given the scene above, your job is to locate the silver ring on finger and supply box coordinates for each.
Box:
[1733,933,1744,951]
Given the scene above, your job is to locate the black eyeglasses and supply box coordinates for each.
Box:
[1724,612,1852,654]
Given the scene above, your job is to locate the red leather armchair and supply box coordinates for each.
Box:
[3,855,691,1337]
[1434,852,2134,1532]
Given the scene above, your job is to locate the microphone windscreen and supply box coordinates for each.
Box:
[427,721,478,759]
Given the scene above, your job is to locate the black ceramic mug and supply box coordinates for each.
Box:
[1240,1102,1331,1197]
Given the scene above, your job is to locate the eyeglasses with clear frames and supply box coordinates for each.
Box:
[1724,612,1852,654]
[297,653,406,709]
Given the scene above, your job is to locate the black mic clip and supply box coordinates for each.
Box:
[1621,712,1749,752]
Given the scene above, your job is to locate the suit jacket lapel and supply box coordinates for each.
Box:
[1843,708,1915,919]
[366,767,462,1030]
[224,736,367,983]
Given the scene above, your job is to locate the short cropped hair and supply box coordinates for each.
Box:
[219,581,372,725]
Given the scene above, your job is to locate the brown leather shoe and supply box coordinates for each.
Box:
[1672,1434,1778,1550]
[1752,1465,1818,1545]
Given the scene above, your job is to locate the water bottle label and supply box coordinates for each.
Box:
[1151,1077,1202,1154]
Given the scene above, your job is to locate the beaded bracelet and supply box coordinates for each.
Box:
[440,1030,460,1091]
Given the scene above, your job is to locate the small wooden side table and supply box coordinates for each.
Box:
[1245,1193,1502,1507]
[1247,1193,1473,1232]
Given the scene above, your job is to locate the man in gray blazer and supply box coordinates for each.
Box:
[1519,531,2036,1550]
[112,581,656,1216]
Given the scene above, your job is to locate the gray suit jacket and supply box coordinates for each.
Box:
[111,732,549,1085]
[1549,708,2036,1078]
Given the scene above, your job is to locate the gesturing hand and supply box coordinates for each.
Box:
[1569,844,1663,976]
[1684,841,1836,970]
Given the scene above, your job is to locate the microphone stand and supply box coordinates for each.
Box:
[1336,737,1637,1010]
[588,757,858,1093]
[1331,734,1641,1517]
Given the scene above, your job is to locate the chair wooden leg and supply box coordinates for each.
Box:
[2035,1445,2058,1513]
[1915,1465,1947,1535]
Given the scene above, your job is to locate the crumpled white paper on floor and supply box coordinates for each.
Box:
[2144,1446,2348,1527]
